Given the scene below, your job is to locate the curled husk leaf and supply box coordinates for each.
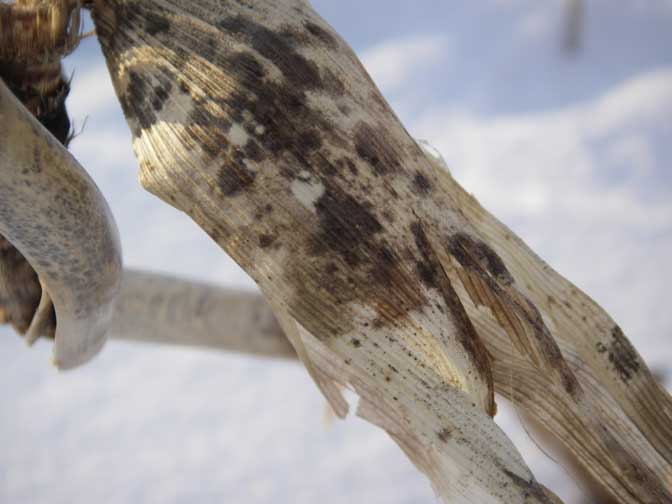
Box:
[0,0,85,339]
[0,78,122,369]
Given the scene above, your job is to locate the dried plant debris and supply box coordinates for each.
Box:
[0,1,83,343]
[89,1,565,501]
[0,80,122,368]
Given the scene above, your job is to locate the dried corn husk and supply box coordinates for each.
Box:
[0,2,84,343]
[0,78,122,369]
[90,0,575,501]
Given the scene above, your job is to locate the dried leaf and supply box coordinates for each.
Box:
[0,79,122,369]
[91,0,555,501]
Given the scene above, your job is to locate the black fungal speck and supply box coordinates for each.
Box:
[303,21,339,49]
[606,325,641,381]
[437,428,452,443]
[217,16,323,90]
[412,172,432,195]
[123,70,153,130]
[310,186,383,267]
[354,122,401,176]
[258,234,276,248]
[217,163,256,196]
[243,140,263,162]
[145,11,170,36]
[321,68,346,96]
[448,233,514,286]
[151,78,173,112]
[502,469,548,500]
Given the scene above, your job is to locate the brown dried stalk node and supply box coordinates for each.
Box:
[0,0,84,140]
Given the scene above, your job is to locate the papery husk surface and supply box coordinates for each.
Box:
[89,0,671,502]
[0,78,122,369]
[91,0,559,501]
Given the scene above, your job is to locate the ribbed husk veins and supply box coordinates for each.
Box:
[89,1,672,502]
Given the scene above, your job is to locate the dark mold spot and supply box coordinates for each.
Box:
[437,427,453,443]
[122,70,152,131]
[145,11,170,36]
[412,171,432,195]
[228,50,268,85]
[217,16,323,91]
[286,182,431,338]
[303,21,339,49]
[415,259,437,289]
[351,338,362,348]
[520,296,580,397]
[354,122,401,176]
[212,49,343,176]
[243,139,263,162]
[601,325,641,381]
[450,237,580,398]
[258,234,276,248]
[448,233,514,286]
[502,469,548,501]
[310,186,383,267]
[381,210,395,223]
[151,76,173,112]
[191,126,231,158]
[217,163,256,196]
[321,67,346,96]
[301,130,323,152]
[100,8,351,182]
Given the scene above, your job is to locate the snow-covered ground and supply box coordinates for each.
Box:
[1,1,670,503]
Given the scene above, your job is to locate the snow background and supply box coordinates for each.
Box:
[1,0,671,502]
